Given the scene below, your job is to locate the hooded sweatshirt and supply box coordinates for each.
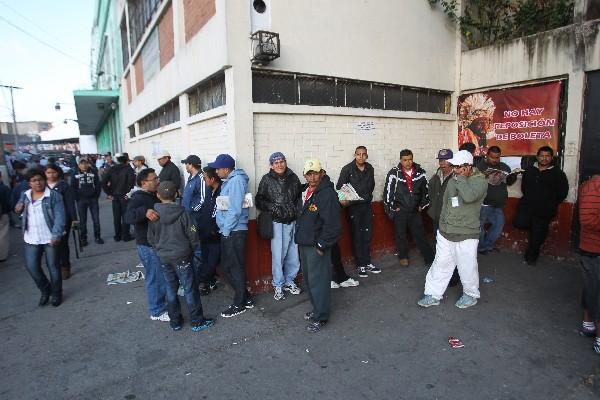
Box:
[216,169,249,236]
[147,202,200,264]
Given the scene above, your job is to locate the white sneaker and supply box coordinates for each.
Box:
[150,312,170,322]
[274,286,285,300]
[331,281,340,289]
[340,278,360,287]
[283,282,301,295]
[177,286,185,297]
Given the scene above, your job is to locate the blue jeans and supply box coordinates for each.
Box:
[479,206,505,252]
[271,221,300,287]
[161,258,204,328]
[24,243,61,296]
[137,245,168,317]
[196,242,220,285]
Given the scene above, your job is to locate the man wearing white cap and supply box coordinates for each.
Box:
[418,150,488,309]
[157,151,182,194]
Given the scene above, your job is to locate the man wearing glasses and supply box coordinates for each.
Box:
[418,150,488,309]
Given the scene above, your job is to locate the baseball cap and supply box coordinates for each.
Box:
[447,150,474,166]
[303,159,322,174]
[436,149,453,160]
[207,154,235,169]
[157,180,177,198]
[181,155,201,165]
[156,151,171,159]
[269,152,286,165]
[133,155,145,162]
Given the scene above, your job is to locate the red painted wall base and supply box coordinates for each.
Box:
[243,200,574,293]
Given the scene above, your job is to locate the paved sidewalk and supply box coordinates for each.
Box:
[0,197,598,399]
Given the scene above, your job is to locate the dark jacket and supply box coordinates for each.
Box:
[102,163,135,197]
[336,161,375,203]
[50,181,77,223]
[71,169,101,200]
[256,168,302,224]
[383,163,430,213]
[427,168,453,224]
[196,183,221,243]
[124,190,159,246]
[0,181,11,215]
[295,175,342,251]
[147,202,200,264]
[521,164,569,218]
[476,159,513,208]
[158,161,182,193]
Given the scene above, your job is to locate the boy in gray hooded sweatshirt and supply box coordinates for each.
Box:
[148,180,214,332]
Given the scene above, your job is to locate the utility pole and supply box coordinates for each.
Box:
[1,85,23,152]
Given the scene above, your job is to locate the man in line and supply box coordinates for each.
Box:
[296,159,342,333]
[427,149,454,234]
[0,171,11,262]
[518,146,568,265]
[102,153,135,242]
[71,158,103,246]
[196,167,222,296]
[157,151,182,195]
[256,152,302,301]
[577,170,600,354]
[476,146,517,254]
[336,146,379,278]
[208,154,253,318]
[124,168,169,322]
[418,150,488,309]
[181,155,205,223]
[383,149,434,267]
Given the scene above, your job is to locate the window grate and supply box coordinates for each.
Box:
[252,70,451,114]
[138,96,180,134]
[187,72,226,116]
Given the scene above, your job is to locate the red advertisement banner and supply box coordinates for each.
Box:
[458,81,562,156]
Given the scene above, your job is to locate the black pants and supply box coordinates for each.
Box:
[299,245,332,321]
[220,231,250,307]
[393,211,434,264]
[580,254,600,321]
[161,258,204,328]
[195,241,220,285]
[58,225,71,268]
[348,203,372,267]
[524,215,551,263]
[111,196,131,240]
[331,242,350,283]
[77,197,101,239]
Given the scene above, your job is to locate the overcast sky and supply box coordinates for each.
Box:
[0,0,93,125]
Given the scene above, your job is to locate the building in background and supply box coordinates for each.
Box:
[73,0,125,155]
[89,0,600,292]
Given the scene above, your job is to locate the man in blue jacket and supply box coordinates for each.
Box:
[208,154,253,318]
[296,159,342,333]
[181,154,205,274]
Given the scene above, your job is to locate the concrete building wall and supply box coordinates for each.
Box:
[264,0,457,91]
[252,108,455,198]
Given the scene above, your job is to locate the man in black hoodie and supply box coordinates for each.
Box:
[102,153,135,241]
[71,158,103,245]
[295,159,342,333]
[156,151,182,194]
[148,181,214,332]
[124,168,168,322]
[383,149,434,267]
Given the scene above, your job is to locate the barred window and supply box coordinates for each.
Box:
[127,0,161,53]
[128,125,136,138]
[187,73,226,116]
[252,70,451,114]
[120,17,129,69]
[138,97,180,134]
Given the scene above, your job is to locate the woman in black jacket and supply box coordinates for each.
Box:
[45,164,78,279]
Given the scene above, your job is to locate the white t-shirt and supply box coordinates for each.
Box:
[23,188,54,245]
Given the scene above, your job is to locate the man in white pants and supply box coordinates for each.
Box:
[418,150,488,309]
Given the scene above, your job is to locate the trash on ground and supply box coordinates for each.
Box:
[106,270,144,285]
[482,277,494,284]
[361,360,369,364]
[135,263,144,268]
[448,337,464,348]
[126,301,133,305]
[306,348,310,353]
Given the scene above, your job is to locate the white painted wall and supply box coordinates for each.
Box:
[261,0,457,91]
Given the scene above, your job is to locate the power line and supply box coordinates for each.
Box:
[0,0,75,51]
[0,14,89,67]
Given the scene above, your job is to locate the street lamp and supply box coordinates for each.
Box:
[55,102,74,111]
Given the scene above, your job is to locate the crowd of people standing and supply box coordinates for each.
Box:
[4,143,599,355]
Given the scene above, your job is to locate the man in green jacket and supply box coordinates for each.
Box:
[418,150,488,309]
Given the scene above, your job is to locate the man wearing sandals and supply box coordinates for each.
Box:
[418,150,487,309]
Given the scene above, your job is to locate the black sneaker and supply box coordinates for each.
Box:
[95,237,105,244]
[38,292,50,307]
[191,318,215,332]
[358,266,368,278]
[244,298,255,309]
[113,236,121,242]
[80,238,89,247]
[306,320,327,333]
[366,264,381,274]
[221,305,246,318]
[122,235,134,242]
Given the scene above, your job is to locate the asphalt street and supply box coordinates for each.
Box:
[0,197,598,400]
